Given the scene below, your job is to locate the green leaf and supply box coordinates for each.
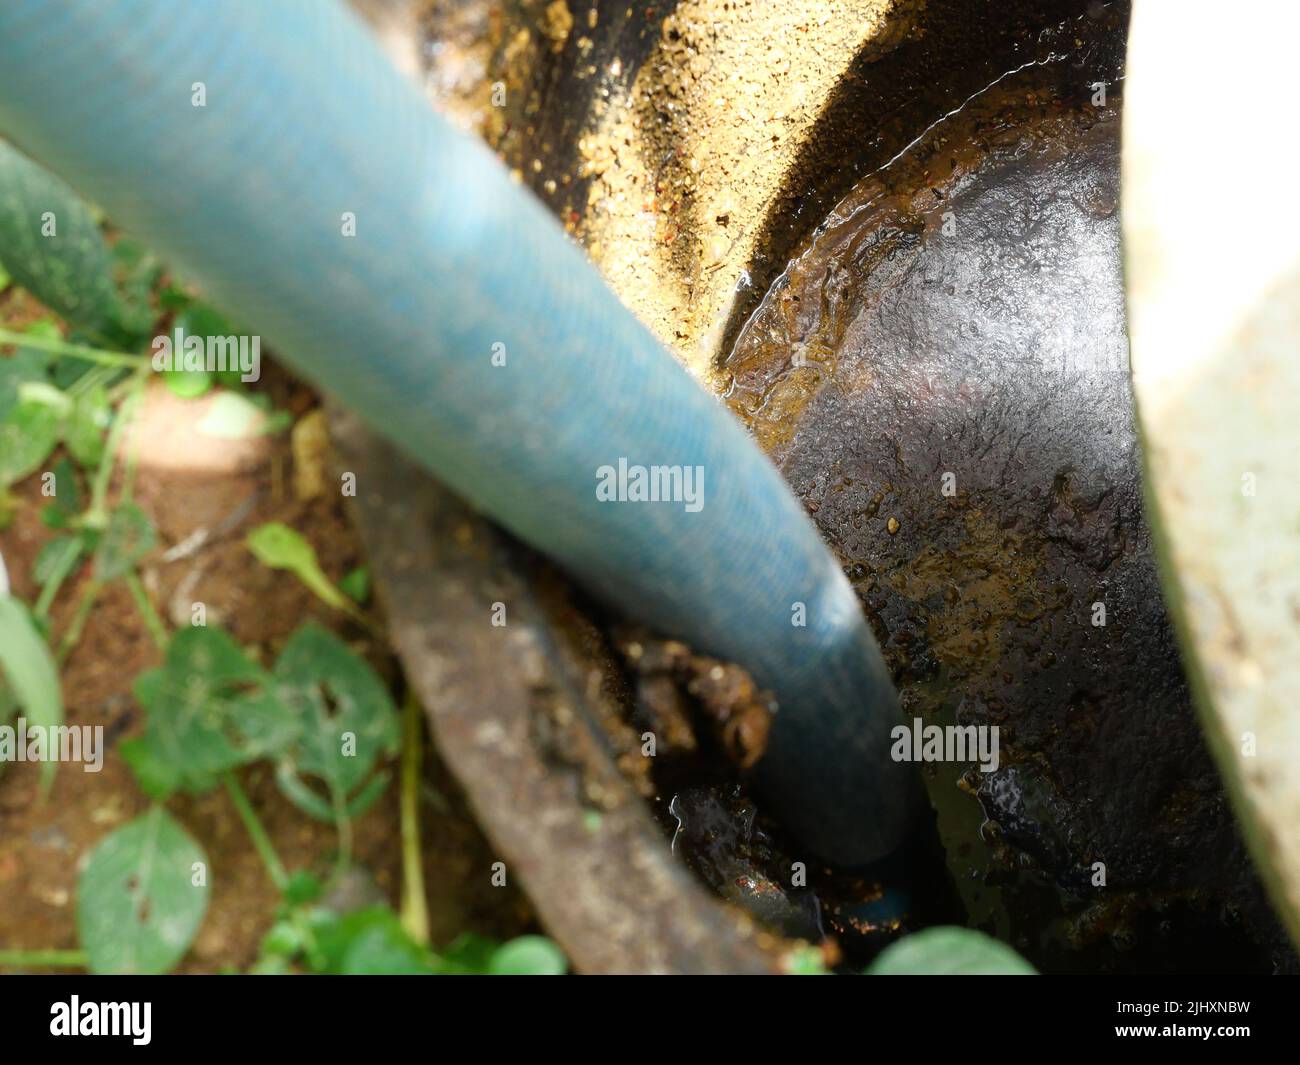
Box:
[246,954,293,975]
[0,141,121,340]
[65,383,111,467]
[118,736,184,801]
[132,626,298,784]
[271,624,398,821]
[247,522,353,614]
[46,455,81,517]
[0,395,61,490]
[174,302,245,388]
[311,906,436,975]
[76,807,209,974]
[32,534,84,589]
[0,593,63,792]
[282,870,324,906]
[163,368,213,399]
[339,565,371,605]
[0,685,18,782]
[197,389,268,438]
[274,762,390,822]
[435,932,500,974]
[174,302,236,338]
[158,282,195,312]
[488,936,567,975]
[0,319,56,421]
[31,530,87,624]
[258,919,304,959]
[865,927,1036,975]
[93,501,157,580]
[108,239,161,342]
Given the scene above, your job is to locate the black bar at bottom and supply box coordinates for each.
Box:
[0,974,1289,1051]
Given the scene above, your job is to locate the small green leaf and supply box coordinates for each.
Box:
[118,736,184,801]
[271,624,398,820]
[259,919,303,959]
[174,303,245,388]
[865,927,1036,975]
[0,396,62,490]
[488,936,567,975]
[339,565,371,605]
[40,505,69,530]
[132,626,298,784]
[76,807,209,974]
[32,534,84,589]
[41,456,83,530]
[246,954,293,975]
[108,239,161,342]
[0,593,63,792]
[158,282,194,312]
[0,320,55,421]
[198,390,266,439]
[282,870,324,906]
[163,368,213,399]
[436,932,500,974]
[312,906,436,975]
[275,762,390,822]
[94,501,157,580]
[247,522,354,615]
[174,302,236,337]
[65,383,111,468]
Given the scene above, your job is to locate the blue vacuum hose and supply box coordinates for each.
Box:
[0,0,922,865]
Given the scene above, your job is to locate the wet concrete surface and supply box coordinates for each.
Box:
[722,12,1297,971]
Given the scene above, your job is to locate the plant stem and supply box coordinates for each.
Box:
[119,370,148,505]
[33,536,84,621]
[0,949,88,969]
[125,571,168,651]
[0,327,143,368]
[330,783,352,880]
[222,772,288,892]
[57,578,101,665]
[88,367,147,522]
[67,362,119,398]
[289,908,326,972]
[42,372,148,639]
[399,690,430,946]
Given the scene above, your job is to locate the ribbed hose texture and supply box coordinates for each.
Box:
[0,0,921,864]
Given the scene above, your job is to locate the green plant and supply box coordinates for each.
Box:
[0,140,155,345]
[247,521,371,626]
[76,806,209,975]
[865,927,1036,975]
[0,619,568,975]
[0,141,566,977]
[0,553,62,792]
[125,622,398,850]
[0,328,166,661]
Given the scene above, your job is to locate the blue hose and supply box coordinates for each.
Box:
[0,0,921,865]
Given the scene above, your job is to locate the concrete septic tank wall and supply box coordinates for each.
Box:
[340,0,1299,972]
